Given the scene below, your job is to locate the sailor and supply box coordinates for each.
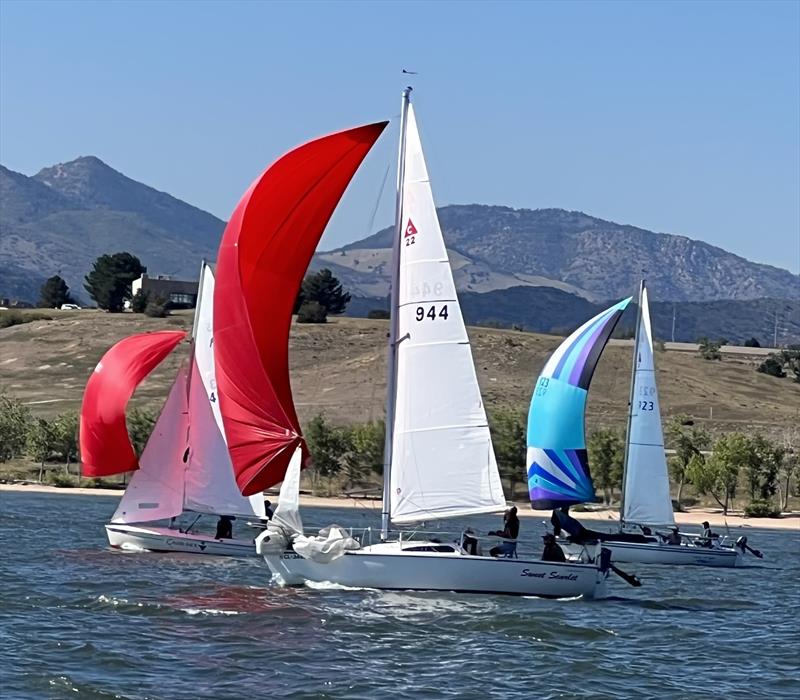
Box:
[489,506,520,557]
[215,515,234,539]
[697,521,717,548]
[541,532,567,562]
[665,526,681,545]
[263,499,274,519]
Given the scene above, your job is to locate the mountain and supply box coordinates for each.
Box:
[313,205,799,303]
[0,157,224,302]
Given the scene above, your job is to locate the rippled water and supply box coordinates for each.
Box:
[1,491,798,699]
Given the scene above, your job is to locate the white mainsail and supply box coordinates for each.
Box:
[183,264,266,519]
[110,368,189,524]
[389,104,506,524]
[622,285,675,526]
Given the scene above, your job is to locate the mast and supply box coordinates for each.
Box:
[381,87,412,540]
[620,278,645,527]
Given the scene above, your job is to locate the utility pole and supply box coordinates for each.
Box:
[671,303,676,343]
[774,309,779,348]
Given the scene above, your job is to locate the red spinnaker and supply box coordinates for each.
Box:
[214,121,388,495]
[80,330,186,477]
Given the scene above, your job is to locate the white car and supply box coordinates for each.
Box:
[60,303,81,310]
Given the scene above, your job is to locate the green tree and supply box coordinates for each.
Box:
[757,355,787,378]
[126,407,156,458]
[39,275,74,308]
[743,337,761,348]
[304,414,346,491]
[489,407,526,498]
[52,410,79,474]
[131,289,150,313]
[144,293,169,318]
[340,420,385,488]
[588,428,624,504]
[84,252,145,312]
[780,349,800,383]
[0,393,31,462]
[666,414,710,507]
[697,337,722,361]
[777,427,799,512]
[26,416,58,482]
[296,300,327,324]
[300,268,351,315]
[689,433,746,514]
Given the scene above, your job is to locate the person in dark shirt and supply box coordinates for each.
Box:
[489,506,520,557]
[697,520,718,548]
[215,515,234,539]
[665,526,682,545]
[541,532,567,562]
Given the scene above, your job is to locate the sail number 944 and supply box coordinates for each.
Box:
[415,305,449,321]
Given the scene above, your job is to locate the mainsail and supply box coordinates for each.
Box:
[621,284,674,526]
[80,330,186,477]
[388,102,506,524]
[213,122,388,496]
[526,298,631,509]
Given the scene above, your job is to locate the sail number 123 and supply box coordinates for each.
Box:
[415,305,449,321]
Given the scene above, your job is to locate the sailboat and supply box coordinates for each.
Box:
[212,90,610,598]
[555,282,754,567]
[80,263,266,555]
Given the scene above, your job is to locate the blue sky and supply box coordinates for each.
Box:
[1,0,798,272]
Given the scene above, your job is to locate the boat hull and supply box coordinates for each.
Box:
[105,524,257,557]
[263,544,609,599]
[563,540,743,567]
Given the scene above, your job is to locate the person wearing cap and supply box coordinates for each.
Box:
[665,526,681,545]
[488,506,520,557]
[541,532,566,562]
[697,520,717,548]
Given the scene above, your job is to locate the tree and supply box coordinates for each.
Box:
[304,414,346,490]
[697,337,722,361]
[780,349,800,383]
[743,337,761,348]
[26,416,58,482]
[746,434,781,502]
[666,414,710,507]
[0,393,31,462]
[587,428,624,504]
[297,300,327,324]
[84,252,145,312]
[757,355,787,378]
[131,289,150,313]
[340,420,385,488]
[39,275,74,308]
[689,433,746,514]
[489,407,526,498]
[144,294,169,318]
[300,268,351,315]
[126,407,156,457]
[52,410,79,474]
[777,427,799,512]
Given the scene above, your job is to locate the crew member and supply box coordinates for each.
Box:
[541,532,566,562]
[215,515,234,539]
[489,506,520,557]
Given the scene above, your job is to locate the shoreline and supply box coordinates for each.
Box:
[3,483,798,531]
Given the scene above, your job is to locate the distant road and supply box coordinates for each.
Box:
[607,339,776,356]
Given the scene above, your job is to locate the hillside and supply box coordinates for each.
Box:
[1,313,797,442]
[315,205,799,303]
[347,289,800,345]
[0,158,224,301]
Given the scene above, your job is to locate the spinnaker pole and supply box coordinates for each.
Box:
[381,87,412,540]
[620,278,645,528]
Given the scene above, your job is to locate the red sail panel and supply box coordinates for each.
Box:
[80,330,187,477]
[214,121,388,496]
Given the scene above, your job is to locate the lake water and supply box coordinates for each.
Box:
[1,491,798,699]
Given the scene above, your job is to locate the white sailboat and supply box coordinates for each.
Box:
[94,264,266,555]
[560,281,749,567]
[256,90,610,598]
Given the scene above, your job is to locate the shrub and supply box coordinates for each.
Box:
[0,310,53,329]
[131,289,150,313]
[297,300,327,324]
[144,294,169,318]
[367,309,390,320]
[44,471,78,488]
[757,355,786,378]
[743,500,780,518]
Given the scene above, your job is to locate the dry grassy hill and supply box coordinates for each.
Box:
[1,311,797,439]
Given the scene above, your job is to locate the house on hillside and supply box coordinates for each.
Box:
[131,273,198,309]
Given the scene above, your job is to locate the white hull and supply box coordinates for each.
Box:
[105,524,257,557]
[263,542,609,599]
[563,539,743,567]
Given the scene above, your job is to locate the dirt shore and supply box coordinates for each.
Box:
[2,483,798,531]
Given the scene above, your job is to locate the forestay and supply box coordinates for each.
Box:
[389,104,506,524]
[111,368,189,524]
[622,286,675,526]
[183,265,266,518]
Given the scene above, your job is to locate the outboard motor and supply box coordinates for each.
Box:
[735,536,747,553]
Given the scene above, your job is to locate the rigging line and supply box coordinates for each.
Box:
[365,161,391,240]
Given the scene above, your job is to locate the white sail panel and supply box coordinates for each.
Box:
[622,286,675,526]
[110,369,189,524]
[183,265,266,518]
[272,446,304,535]
[390,104,506,523]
